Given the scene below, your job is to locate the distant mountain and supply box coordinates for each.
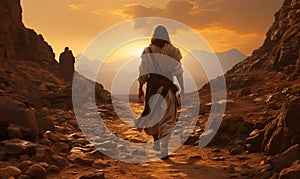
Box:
[75,54,140,95]
[182,48,247,91]
[216,49,247,72]
[75,49,246,94]
[191,48,246,71]
[75,54,102,82]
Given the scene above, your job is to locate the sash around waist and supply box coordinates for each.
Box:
[148,73,178,93]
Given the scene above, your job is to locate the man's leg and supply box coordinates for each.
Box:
[153,134,160,151]
[160,134,170,159]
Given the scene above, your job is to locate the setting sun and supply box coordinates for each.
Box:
[104,40,148,63]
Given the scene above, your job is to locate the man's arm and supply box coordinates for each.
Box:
[176,74,184,97]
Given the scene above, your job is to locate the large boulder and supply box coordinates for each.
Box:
[245,98,300,155]
[0,96,54,140]
[0,166,22,179]
[271,144,300,171]
[263,98,300,155]
[279,163,300,179]
[0,96,39,140]
[207,117,252,146]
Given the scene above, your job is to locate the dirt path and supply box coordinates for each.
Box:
[56,100,270,179]
[101,145,268,179]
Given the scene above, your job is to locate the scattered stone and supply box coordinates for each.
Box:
[7,124,23,139]
[43,131,59,142]
[188,155,203,160]
[35,145,53,161]
[224,164,235,173]
[48,155,68,170]
[39,138,52,146]
[1,139,36,155]
[35,113,55,135]
[187,155,203,163]
[18,160,33,170]
[208,117,252,146]
[183,134,200,145]
[35,145,67,169]
[119,168,127,174]
[240,88,251,96]
[0,166,22,178]
[67,147,94,167]
[38,162,49,169]
[52,142,70,153]
[74,157,94,167]
[87,149,105,159]
[254,97,263,103]
[47,165,60,173]
[229,145,244,155]
[211,148,221,153]
[195,128,204,133]
[213,156,225,161]
[79,172,105,179]
[271,144,300,171]
[260,160,267,165]
[245,129,264,153]
[72,170,79,175]
[68,132,85,139]
[279,163,300,179]
[92,159,108,169]
[25,164,47,179]
[263,164,273,172]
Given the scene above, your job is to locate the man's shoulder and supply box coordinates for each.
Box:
[165,43,179,51]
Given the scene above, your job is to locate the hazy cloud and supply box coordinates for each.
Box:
[68,3,84,10]
[120,0,283,35]
[21,0,284,57]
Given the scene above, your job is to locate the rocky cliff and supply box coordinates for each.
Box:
[0,0,55,64]
[225,0,300,136]
[0,0,60,140]
[228,0,300,77]
[197,0,300,177]
[0,1,112,178]
[0,0,111,140]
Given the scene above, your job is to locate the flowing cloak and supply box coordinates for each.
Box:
[138,43,183,139]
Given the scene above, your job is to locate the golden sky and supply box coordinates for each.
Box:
[21,0,284,60]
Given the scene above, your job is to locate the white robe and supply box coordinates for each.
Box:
[138,43,183,138]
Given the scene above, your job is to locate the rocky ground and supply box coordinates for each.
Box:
[0,99,275,179]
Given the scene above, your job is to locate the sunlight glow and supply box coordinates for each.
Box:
[134,48,144,56]
[105,40,148,63]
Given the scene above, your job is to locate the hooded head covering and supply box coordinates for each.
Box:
[152,25,170,42]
